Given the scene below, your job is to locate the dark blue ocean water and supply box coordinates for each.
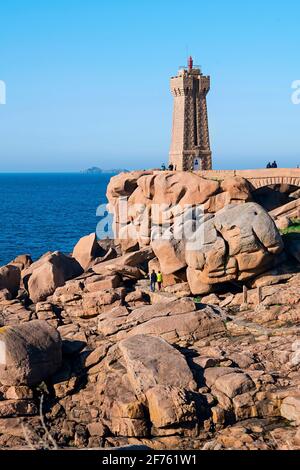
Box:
[0,173,114,266]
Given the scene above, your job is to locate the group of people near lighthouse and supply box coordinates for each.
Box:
[150,270,163,292]
[266,161,278,168]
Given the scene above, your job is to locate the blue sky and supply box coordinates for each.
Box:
[0,0,299,171]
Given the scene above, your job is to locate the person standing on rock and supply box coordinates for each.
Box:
[157,271,163,291]
[150,270,157,292]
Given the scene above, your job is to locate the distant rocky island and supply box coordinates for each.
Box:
[82,166,128,174]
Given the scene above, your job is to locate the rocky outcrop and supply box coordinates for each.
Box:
[276,216,292,231]
[0,320,62,386]
[0,173,300,450]
[107,171,251,215]
[281,397,300,425]
[0,265,21,297]
[92,246,154,274]
[0,253,299,449]
[107,171,252,250]
[97,335,197,436]
[72,233,103,270]
[9,254,32,271]
[270,198,300,224]
[186,203,283,292]
[107,171,283,294]
[97,297,226,346]
[151,203,283,295]
[23,251,83,303]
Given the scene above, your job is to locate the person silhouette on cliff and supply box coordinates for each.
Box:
[150,270,157,292]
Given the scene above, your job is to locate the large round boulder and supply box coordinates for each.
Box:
[23,251,83,303]
[187,203,284,293]
[151,203,284,295]
[0,320,62,386]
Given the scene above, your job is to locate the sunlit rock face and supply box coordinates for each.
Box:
[0,321,62,386]
[107,171,283,294]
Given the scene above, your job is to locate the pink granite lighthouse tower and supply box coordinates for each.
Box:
[169,56,212,171]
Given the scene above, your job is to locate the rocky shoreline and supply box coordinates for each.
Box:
[0,171,299,450]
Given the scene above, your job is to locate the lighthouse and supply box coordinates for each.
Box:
[169,57,212,171]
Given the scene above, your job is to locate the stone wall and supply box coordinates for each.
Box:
[196,168,300,189]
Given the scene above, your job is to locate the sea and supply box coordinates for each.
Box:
[0,173,115,266]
